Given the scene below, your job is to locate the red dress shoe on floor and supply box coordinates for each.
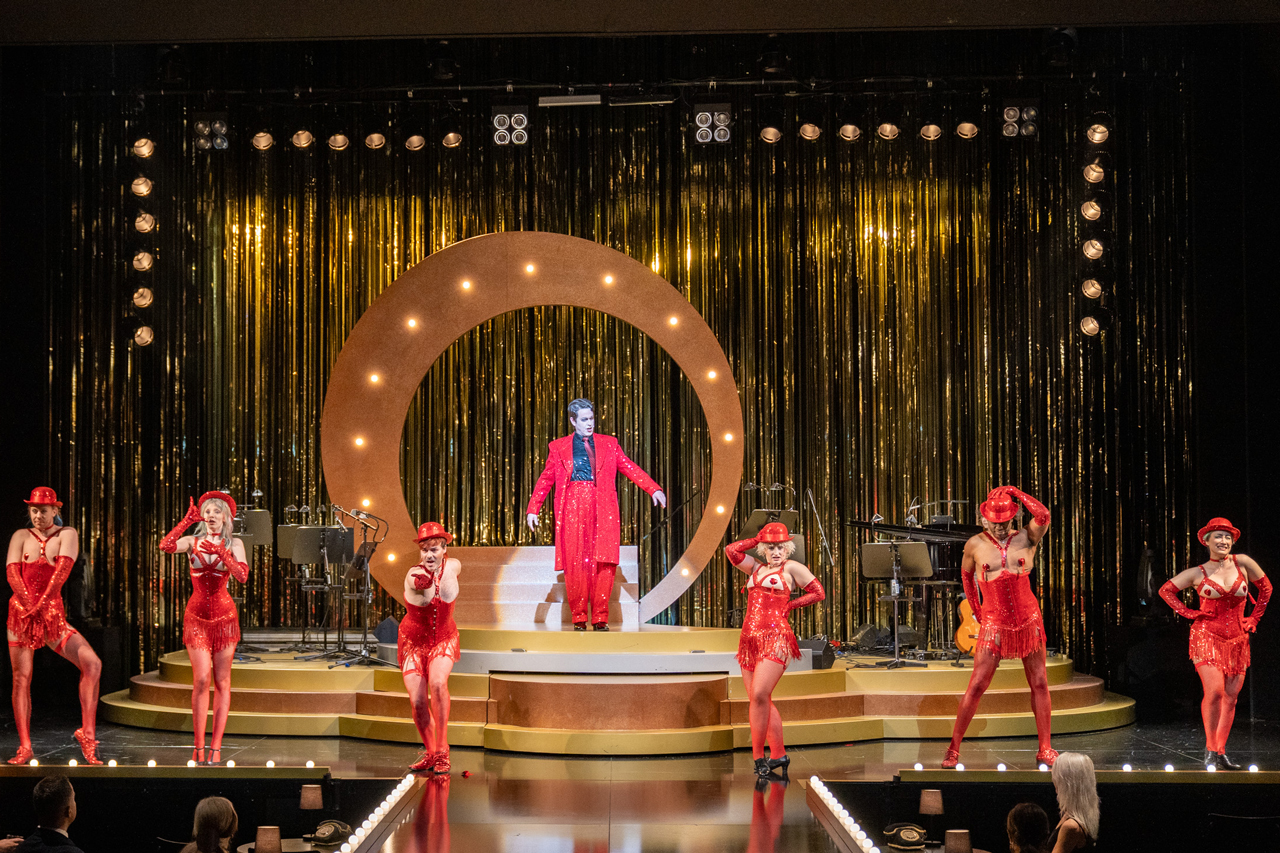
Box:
[941,748,961,769]
[74,728,103,765]
[1036,748,1059,767]
[7,744,34,765]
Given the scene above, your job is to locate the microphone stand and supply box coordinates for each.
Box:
[329,506,394,668]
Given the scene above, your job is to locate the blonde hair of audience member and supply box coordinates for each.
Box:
[1007,802,1050,853]
[1051,752,1099,848]
[180,796,238,853]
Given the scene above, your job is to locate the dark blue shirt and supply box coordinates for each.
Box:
[571,434,596,482]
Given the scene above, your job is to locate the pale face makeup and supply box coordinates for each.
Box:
[571,408,596,437]
[27,504,57,532]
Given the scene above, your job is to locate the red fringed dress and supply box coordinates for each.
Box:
[737,565,801,672]
[1190,560,1250,676]
[971,533,1046,660]
[6,531,76,652]
[183,537,245,653]
[398,567,461,676]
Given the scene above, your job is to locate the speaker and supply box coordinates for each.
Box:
[852,623,888,651]
[798,637,835,669]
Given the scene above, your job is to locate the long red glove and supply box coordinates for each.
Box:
[1245,575,1272,633]
[1159,580,1200,620]
[788,578,825,611]
[726,536,760,567]
[6,562,34,614]
[197,539,249,583]
[160,498,202,554]
[961,568,983,623]
[1004,486,1051,526]
[30,556,74,613]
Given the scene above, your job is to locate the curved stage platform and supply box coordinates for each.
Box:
[101,623,1134,755]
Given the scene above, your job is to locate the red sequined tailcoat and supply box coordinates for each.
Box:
[525,434,662,568]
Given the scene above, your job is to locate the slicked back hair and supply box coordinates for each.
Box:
[567,398,595,421]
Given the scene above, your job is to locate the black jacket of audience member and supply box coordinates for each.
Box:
[14,828,85,853]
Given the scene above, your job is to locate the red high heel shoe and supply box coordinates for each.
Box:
[73,729,103,766]
[409,751,437,772]
[941,748,961,769]
[432,751,451,774]
[7,744,34,765]
[1036,747,1059,767]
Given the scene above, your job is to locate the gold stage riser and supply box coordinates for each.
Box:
[100,650,1135,755]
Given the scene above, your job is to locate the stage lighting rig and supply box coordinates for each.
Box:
[1080,308,1112,337]
[1086,112,1113,144]
[193,112,229,152]
[1002,100,1040,138]
[491,106,530,146]
[797,107,822,141]
[693,103,732,144]
[132,251,154,272]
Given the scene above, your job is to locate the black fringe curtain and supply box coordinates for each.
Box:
[35,32,1195,674]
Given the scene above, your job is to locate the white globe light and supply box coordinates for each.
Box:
[1250,764,1260,772]
[1039,763,1049,771]
[108,760,117,767]
[955,763,965,771]
[913,763,923,771]
[266,760,275,768]
[1122,763,1132,771]
[997,763,1007,771]
[1164,764,1175,772]
[187,760,196,768]
[226,760,235,768]
[306,760,315,768]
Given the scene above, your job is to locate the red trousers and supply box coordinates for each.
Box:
[561,482,616,625]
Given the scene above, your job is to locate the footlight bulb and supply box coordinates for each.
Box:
[997,763,1007,771]
[810,775,821,785]
[226,760,235,767]
[362,820,372,831]
[307,760,315,768]
[187,759,196,767]
[148,760,156,767]
[860,839,873,851]
[108,760,117,767]
[29,759,38,767]
[1122,763,1132,771]
[955,763,965,771]
[1207,764,1217,772]
[1039,763,1049,771]
[340,846,351,853]
[266,760,275,768]
[1164,764,1175,772]
[914,763,923,771]
[1250,764,1260,772]
[855,830,867,841]
[68,759,77,767]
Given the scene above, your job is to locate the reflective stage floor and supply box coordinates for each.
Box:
[6,707,1280,851]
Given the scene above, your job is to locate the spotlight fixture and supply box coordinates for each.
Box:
[133,286,154,308]
[1082,155,1109,184]
[956,121,979,139]
[838,121,862,142]
[133,324,155,346]
[130,177,153,197]
[132,137,156,158]
[693,103,732,144]
[1080,191,1110,221]
[132,250,154,271]
[365,132,387,149]
[1001,100,1040,139]
[1080,309,1112,336]
[758,35,789,76]
[405,134,426,151]
[328,132,350,151]
[1082,239,1105,260]
[917,101,943,141]
[193,112,230,152]
[876,120,900,141]
[134,212,156,233]
[429,40,458,82]
[759,122,783,144]
[798,119,821,141]
[920,121,943,141]
[1082,278,1105,299]
[251,131,274,150]
[875,104,903,141]
[491,106,530,145]
[439,111,464,148]
[1086,112,1113,144]
[291,130,314,149]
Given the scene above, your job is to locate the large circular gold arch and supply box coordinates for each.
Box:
[320,232,743,622]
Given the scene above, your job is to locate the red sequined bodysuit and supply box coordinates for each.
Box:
[1190,558,1251,676]
[6,530,76,652]
[737,565,801,672]
[183,536,246,653]
[970,532,1046,660]
[398,566,461,676]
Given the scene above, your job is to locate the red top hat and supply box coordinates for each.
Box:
[198,491,237,520]
[979,488,1018,524]
[415,521,454,545]
[1198,517,1241,545]
[757,522,792,543]
[23,487,63,508]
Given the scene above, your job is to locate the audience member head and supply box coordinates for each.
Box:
[182,796,238,853]
[1051,751,1100,840]
[1006,802,1050,853]
[32,775,76,831]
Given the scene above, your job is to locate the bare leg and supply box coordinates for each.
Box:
[404,670,436,754]
[1021,647,1053,752]
[746,660,786,761]
[427,656,454,757]
[7,644,34,755]
[1215,672,1246,755]
[54,633,101,738]
[208,644,236,754]
[188,646,213,755]
[947,646,1000,754]
[1196,665,1226,752]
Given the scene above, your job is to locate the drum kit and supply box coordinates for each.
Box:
[847,500,982,663]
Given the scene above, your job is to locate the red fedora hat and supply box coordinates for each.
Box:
[979,488,1018,524]
[1197,517,1241,545]
[415,521,454,545]
[23,486,63,508]
[198,490,237,519]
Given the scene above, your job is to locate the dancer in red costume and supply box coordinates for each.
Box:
[526,398,666,631]
[400,521,461,773]
[1159,517,1270,770]
[159,491,248,765]
[943,486,1056,769]
[726,522,825,778]
[6,487,103,765]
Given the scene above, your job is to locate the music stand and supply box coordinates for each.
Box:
[291,526,354,662]
[860,540,933,669]
[330,537,395,668]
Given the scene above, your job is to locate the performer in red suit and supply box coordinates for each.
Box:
[159,491,248,765]
[1159,517,1270,770]
[526,398,666,631]
[726,522,825,778]
[400,521,462,773]
[6,487,103,765]
[943,486,1056,769]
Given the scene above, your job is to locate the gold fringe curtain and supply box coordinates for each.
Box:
[42,38,1195,674]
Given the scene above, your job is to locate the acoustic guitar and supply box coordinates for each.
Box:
[955,597,981,654]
